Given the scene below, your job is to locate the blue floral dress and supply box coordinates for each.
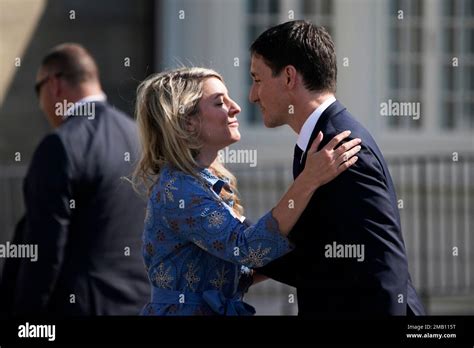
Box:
[140,164,293,315]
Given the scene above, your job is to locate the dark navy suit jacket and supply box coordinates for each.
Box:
[259,101,425,316]
[5,101,149,315]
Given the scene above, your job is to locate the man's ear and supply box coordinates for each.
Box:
[284,65,297,89]
[50,76,62,99]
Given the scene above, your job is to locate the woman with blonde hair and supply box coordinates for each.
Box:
[133,67,361,315]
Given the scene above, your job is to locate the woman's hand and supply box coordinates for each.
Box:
[301,130,361,190]
[271,130,361,236]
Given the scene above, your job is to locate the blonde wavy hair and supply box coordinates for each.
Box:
[133,67,243,216]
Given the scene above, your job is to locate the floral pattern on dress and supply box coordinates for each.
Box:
[184,262,201,291]
[208,211,225,228]
[153,262,174,289]
[163,176,177,202]
[210,265,230,290]
[240,244,272,268]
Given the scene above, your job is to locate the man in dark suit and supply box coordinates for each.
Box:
[249,21,425,316]
[5,43,149,315]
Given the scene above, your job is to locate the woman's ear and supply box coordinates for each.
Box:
[185,115,198,133]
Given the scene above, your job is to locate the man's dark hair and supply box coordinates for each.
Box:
[250,20,337,93]
[41,43,100,86]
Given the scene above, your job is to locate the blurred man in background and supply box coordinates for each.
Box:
[1,43,149,315]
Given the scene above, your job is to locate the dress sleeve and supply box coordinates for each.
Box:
[156,170,294,268]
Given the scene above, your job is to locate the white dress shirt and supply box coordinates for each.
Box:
[296,95,336,162]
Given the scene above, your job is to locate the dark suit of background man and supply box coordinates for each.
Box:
[249,21,425,316]
[1,43,149,315]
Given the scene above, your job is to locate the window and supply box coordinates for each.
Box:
[387,0,424,130]
[440,0,474,130]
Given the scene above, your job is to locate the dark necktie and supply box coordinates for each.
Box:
[293,144,304,179]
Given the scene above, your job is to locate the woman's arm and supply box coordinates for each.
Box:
[271,130,361,236]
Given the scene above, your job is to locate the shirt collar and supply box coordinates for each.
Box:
[296,95,336,152]
[64,93,107,117]
[198,166,243,221]
[198,167,231,195]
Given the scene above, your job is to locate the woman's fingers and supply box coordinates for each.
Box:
[336,145,361,167]
[323,130,352,152]
[334,138,362,158]
[303,130,361,188]
[337,155,358,174]
[308,131,323,154]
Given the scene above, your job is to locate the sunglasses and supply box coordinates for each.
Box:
[34,72,63,96]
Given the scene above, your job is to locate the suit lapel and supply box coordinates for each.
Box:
[292,145,304,179]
